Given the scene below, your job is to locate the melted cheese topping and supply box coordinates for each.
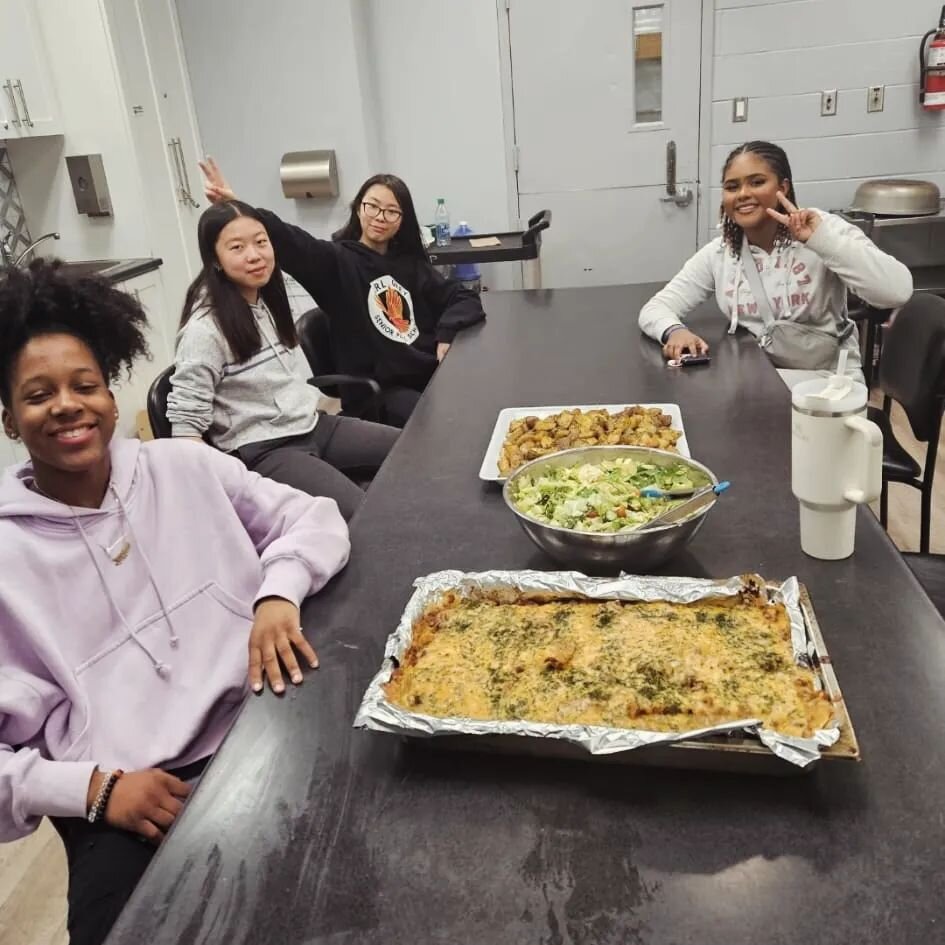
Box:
[385,592,832,738]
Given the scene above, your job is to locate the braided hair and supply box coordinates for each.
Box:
[0,259,150,407]
[720,140,797,258]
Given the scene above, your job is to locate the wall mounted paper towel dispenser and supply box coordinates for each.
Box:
[66,154,112,217]
[280,150,338,199]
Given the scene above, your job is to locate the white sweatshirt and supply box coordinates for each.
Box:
[638,211,914,376]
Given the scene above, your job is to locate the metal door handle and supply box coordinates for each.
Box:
[14,81,32,128]
[660,140,693,208]
[3,81,21,127]
[175,139,200,209]
[169,137,199,209]
[168,137,185,204]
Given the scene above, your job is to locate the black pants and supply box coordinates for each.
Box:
[52,758,209,945]
[236,413,399,521]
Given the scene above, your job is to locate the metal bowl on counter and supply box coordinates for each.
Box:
[502,446,719,574]
[851,179,941,217]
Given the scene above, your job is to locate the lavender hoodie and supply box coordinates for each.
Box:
[0,437,350,841]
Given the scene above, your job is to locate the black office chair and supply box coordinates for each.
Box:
[867,293,945,553]
[902,553,945,620]
[847,296,891,390]
[146,366,175,439]
[296,307,385,422]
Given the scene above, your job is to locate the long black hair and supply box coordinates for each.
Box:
[180,200,297,363]
[332,173,427,259]
[0,259,150,407]
[720,140,797,257]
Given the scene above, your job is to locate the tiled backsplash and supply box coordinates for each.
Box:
[0,147,32,257]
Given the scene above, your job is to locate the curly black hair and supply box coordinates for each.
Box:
[0,258,150,407]
[720,140,797,258]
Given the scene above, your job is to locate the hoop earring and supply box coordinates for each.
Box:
[7,430,19,441]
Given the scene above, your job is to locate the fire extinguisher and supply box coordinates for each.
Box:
[920,5,945,110]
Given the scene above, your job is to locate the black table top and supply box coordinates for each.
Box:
[107,285,945,945]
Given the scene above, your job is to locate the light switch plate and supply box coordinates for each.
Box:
[821,89,838,116]
[732,97,748,122]
[868,85,884,112]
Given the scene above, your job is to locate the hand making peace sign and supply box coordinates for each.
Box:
[766,192,821,243]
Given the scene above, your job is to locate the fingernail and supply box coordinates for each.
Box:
[292,673,302,684]
[311,660,319,669]
[252,683,263,693]
[275,684,285,694]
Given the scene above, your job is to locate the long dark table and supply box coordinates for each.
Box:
[108,285,945,945]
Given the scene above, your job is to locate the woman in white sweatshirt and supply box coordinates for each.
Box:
[638,140,913,385]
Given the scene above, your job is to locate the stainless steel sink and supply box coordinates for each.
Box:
[58,259,124,277]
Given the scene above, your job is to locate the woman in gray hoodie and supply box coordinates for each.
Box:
[167,201,400,520]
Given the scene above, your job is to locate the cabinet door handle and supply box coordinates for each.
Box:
[168,137,200,209]
[174,139,200,209]
[3,81,21,127]
[168,137,186,204]
[13,81,32,128]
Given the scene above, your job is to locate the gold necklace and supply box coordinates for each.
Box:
[30,479,131,566]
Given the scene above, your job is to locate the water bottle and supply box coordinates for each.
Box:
[452,221,482,294]
[434,198,451,247]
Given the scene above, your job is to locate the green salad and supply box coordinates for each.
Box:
[510,457,709,533]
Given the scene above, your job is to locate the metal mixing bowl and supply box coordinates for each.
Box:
[503,446,719,574]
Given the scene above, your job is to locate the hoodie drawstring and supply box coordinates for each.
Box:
[74,485,181,678]
[256,303,296,379]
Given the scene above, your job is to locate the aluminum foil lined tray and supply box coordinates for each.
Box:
[354,570,861,774]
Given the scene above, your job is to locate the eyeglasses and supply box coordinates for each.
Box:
[361,200,403,223]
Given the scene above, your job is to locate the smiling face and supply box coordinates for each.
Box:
[214,214,275,301]
[2,333,115,479]
[721,152,790,232]
[357,184,403,249]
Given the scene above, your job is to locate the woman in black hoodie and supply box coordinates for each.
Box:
[200,159,486,426]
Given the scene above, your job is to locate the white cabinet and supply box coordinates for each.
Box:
[110,267,173,439]
[0,0,61,137]
[103,0,203,309]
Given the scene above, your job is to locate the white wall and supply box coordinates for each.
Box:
[361,0,510,233]
[174,0,514,287]
[5,0,153,265]
[174,0,376,236]
[708,0,945,239]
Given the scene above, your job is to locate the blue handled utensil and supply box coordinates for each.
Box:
[635,481,731,531]
[640,481,731,500]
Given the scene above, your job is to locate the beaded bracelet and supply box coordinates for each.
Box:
[87,769,124,824]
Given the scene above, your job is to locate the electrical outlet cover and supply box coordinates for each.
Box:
[821,89,838,116]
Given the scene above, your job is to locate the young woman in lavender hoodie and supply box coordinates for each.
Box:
[0,261,350,945]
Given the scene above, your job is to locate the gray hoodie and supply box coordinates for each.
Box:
[167,299,320,451]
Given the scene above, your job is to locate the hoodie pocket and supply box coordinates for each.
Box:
[76,581,253,770]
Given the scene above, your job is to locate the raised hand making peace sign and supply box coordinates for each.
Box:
[766,191,821,243]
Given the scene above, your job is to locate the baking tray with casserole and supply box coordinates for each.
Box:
[354,570,860,775]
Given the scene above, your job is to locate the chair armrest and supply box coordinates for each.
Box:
[523,209,552,245]
[310,374,382,396]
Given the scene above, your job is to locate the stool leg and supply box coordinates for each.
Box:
[880,480,889,528]
[863,319,876,389]
[921,484,932,554]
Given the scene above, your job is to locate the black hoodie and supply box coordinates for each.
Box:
[255,208,485,392]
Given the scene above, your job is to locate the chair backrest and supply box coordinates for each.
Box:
[146,366,175,439]
[296,307,335,376]
[879,292,945,442]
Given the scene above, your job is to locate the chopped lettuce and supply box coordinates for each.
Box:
[510,457,709,533]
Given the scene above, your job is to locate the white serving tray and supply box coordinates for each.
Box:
[478,403,690,482]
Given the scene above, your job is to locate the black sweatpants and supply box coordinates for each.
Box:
[236,413,399,521]
[52,758,209,945]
